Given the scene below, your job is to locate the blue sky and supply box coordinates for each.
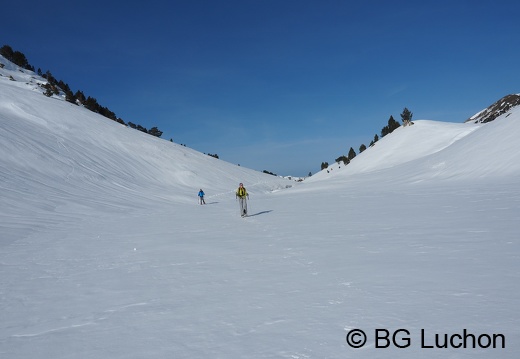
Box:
[3,0,520,176]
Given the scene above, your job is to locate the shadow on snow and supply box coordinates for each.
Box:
[247,210,273,217]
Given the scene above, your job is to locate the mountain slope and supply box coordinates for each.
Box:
[1,55,519,359]
[308,105,520,184]
[1,55,292,242]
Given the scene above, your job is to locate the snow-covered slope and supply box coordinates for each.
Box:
[1,55,292,242]
[1,55,519,359]
[309,106,520,183]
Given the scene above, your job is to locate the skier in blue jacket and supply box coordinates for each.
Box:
[198,189,206,205]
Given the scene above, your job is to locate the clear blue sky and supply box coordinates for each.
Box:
[3,0,520,176]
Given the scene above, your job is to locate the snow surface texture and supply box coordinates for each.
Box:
[1,56,519,358]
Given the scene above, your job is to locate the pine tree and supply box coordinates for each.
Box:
[74,90,86,104]
[348,147,356,160]
[148,127,163,138]
[335,155,349,165]
[84,96,100,112]
[12,51,30,70]
[401,107,413,126]
[0,45,14,60]
[381,115,401,137]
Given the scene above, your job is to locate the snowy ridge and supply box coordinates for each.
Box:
[308,106,520,184]
[0,55,292,200]
[465,93,520,124]
[1,55,520,359]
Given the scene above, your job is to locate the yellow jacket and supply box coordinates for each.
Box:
[236,187,248,198]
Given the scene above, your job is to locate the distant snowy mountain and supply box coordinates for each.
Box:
[466,93,520,124]
[309,99,520,183]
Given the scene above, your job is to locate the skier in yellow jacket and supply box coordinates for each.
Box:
[235,183,249,217]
